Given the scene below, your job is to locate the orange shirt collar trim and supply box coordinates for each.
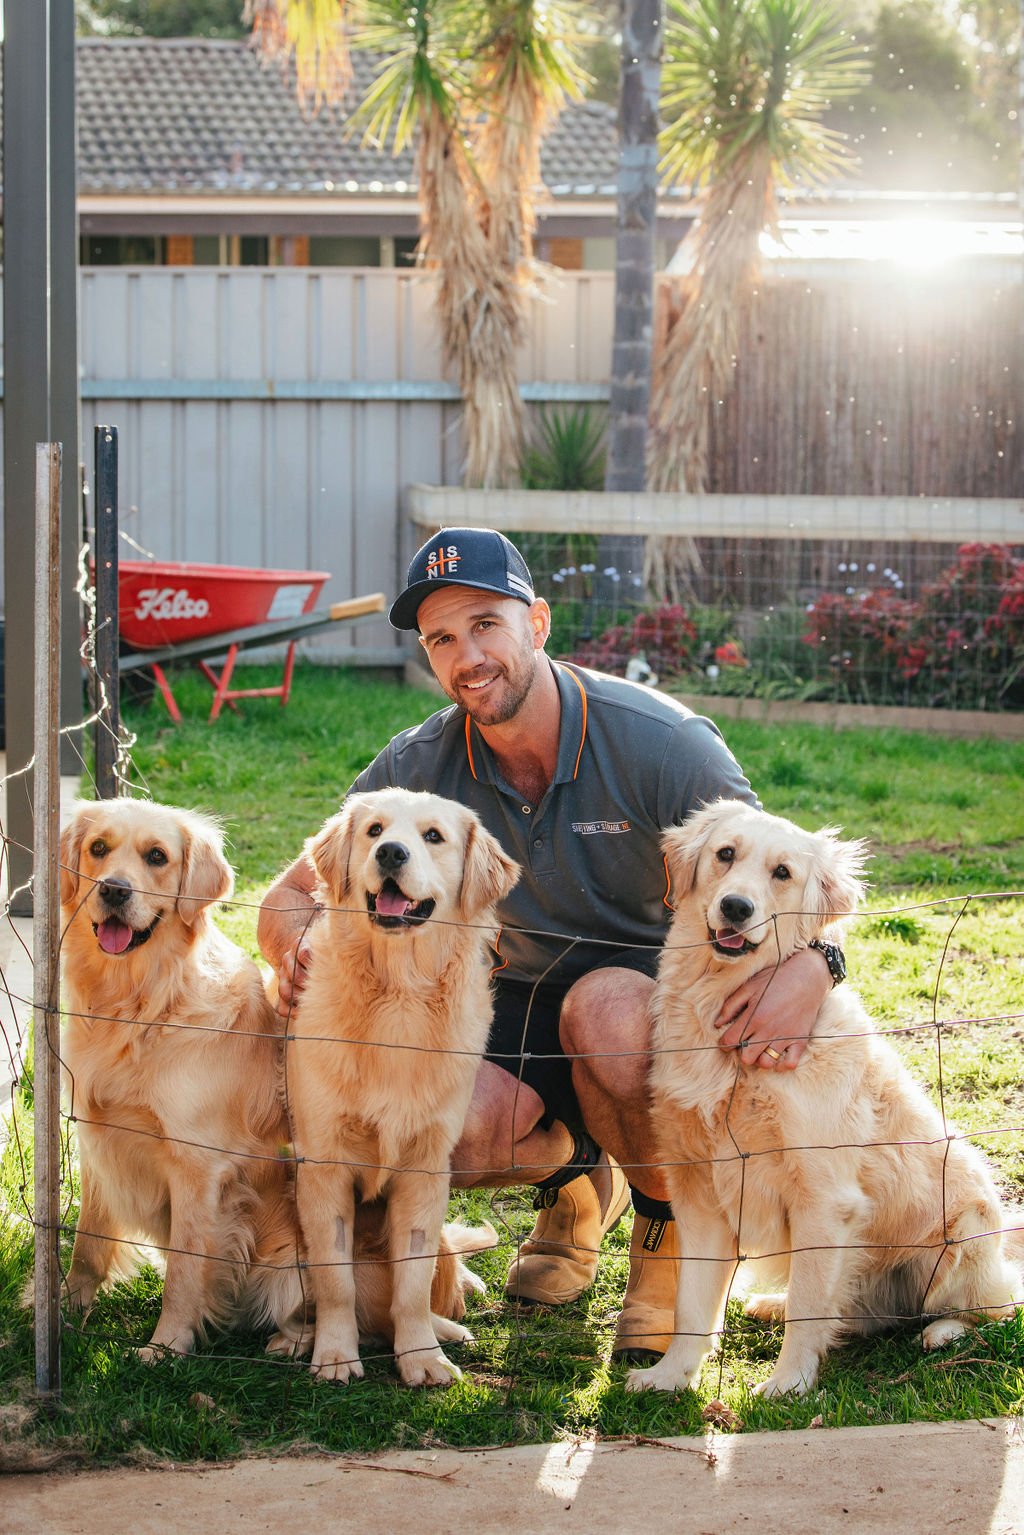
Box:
[462,662,588,783]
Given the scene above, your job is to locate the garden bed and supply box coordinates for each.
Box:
[666,691,1024,741]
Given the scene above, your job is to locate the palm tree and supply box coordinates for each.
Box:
[246,0,589,488]
[644,0,867,598]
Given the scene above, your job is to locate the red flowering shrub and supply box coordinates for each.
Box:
[802,588,915,687]
[570,604,697,678]
[802,544,1024,709]
[910,544,1024,707]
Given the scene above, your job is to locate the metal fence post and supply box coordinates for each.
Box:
[94,426,120,800]
[34,442,63,1396]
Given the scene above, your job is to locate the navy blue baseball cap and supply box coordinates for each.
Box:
[389,527,536,631]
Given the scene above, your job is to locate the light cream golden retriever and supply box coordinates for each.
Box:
[58,796,495,1361]
[288,787,520,1387]
[627,798,1022,1400]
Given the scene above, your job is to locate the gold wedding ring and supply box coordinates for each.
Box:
[763,1045,783,1062]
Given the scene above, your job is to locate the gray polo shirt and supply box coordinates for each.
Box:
[351,660,758,985]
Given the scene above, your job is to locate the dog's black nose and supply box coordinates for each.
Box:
[98,877,132,908]
[375,841,410,875]
[719,893,755,925]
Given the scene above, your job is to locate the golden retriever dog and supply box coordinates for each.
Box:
[58,796,495,1361]
[627,798,1022,1400]
[288,787,520,1387]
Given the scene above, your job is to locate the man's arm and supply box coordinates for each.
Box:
[257,850,319,1016]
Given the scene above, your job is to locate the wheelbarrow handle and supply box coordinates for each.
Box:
[328,592,387,622]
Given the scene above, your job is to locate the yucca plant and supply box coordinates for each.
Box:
[645,0,868,596]
[520,402,607,491]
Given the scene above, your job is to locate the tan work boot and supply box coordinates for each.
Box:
[505,1157,630,1306]
[611,1211,679,1363]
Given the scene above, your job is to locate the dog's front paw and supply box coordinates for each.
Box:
[625,1358,699,1394]
[755,1364,818,1398]
[397,1348,462,1387]
[311,1352,365,1384]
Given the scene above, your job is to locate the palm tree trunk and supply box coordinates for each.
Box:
[605,0,663,494]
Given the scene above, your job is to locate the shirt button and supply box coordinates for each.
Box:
[533,838,543,849]
[522,805,531,814]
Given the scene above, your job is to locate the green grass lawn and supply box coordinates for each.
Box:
[2,662,1022,1467]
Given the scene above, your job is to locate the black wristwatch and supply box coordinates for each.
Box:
[809,938,847,987]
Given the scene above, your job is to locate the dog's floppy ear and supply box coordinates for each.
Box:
[59,803,93,907]
[662,798,748,901]
[177,811,233,927]
[308,802,360,905]
[459,816,521,920]
[806,827,869,928]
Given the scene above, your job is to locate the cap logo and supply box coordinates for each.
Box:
[427,544,460,580]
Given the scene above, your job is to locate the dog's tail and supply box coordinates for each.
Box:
[431,1220,498,1316]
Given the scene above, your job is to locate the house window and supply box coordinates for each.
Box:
[192,236,222,265]
[239,236,269,265]
[82,235,160,265]
[308,236,382,266]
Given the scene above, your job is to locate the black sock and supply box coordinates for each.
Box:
[530,1127,602,1206]
[629,1185,673,1222]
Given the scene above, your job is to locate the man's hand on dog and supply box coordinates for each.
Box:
[276,938,313,1017]
[715,946,832,1070]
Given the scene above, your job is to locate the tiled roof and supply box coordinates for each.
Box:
[71,37,621,199]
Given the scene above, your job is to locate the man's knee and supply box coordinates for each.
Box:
[451,1062,547,1182]
[559,967,656,1097]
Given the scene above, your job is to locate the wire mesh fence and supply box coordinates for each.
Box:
[2,871,1022,1415]
[1,527,1022,1454]
[515,534,1024,715]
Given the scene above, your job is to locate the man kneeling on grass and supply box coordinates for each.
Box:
[258,528,837,1360]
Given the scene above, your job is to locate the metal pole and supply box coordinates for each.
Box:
[94,427,120,800]
[51,0,83,773]
[33,443,63,1397]
[3,0,52,913]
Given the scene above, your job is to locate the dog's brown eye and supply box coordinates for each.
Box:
[366,822,383,839]
[146,847,168,867]
[423,827,444,844]
[716,846,734,864]
[773,864,792,881]
[89,839,107,859]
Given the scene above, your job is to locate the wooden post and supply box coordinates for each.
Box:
[34,443,63,1397]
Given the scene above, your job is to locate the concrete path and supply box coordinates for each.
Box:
[5,1419,1024,1534]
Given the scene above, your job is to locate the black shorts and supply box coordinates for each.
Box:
[485,949,660,1135]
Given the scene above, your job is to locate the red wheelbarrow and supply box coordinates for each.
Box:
[116,561,387,722]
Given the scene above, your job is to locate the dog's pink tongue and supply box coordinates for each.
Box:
[97,917,134,955]
[716,928,746,950]
[375,888,412,918]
